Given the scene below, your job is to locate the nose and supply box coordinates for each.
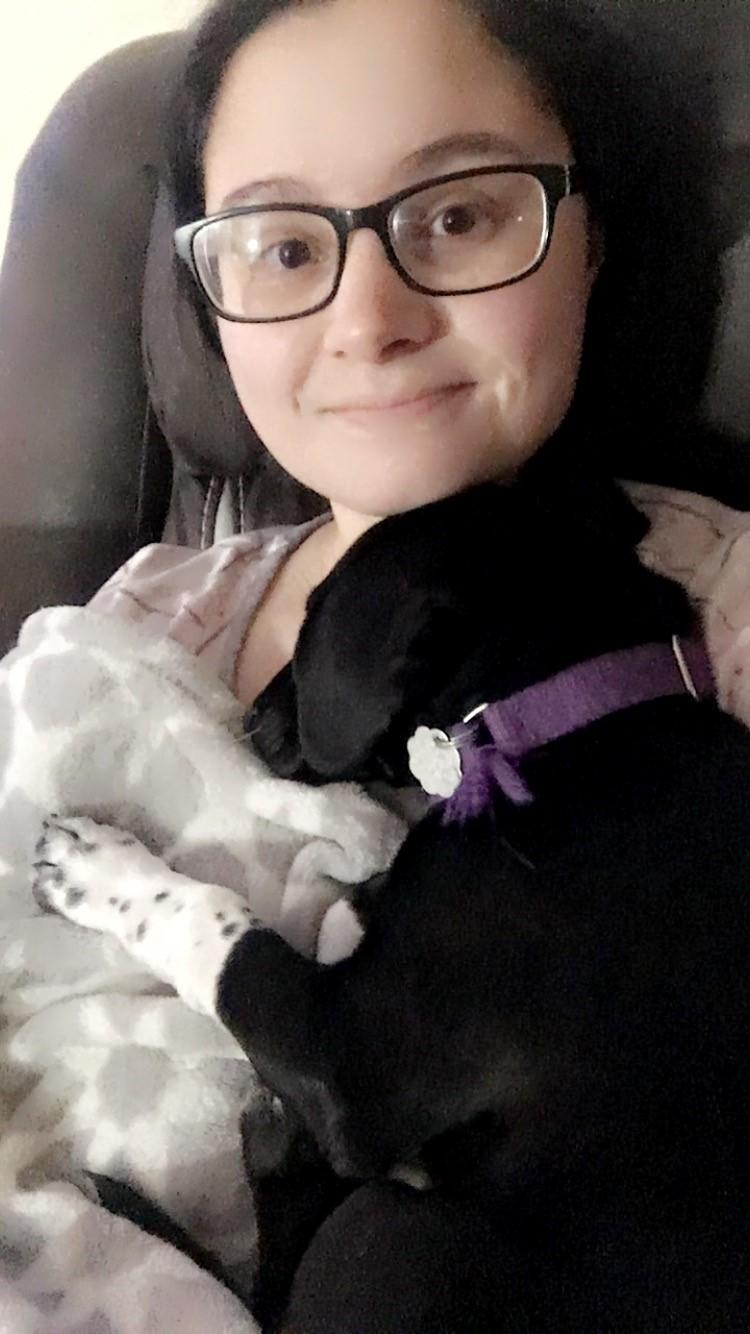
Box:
[320,227,443,360]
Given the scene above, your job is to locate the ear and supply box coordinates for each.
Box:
[279,488,516,782]
[293,585,457,781]
[247,664,325,784]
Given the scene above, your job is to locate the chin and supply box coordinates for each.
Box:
[285,425,540,518]
[334,467,513,520]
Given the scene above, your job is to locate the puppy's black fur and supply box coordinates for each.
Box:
[222,462,750,1331]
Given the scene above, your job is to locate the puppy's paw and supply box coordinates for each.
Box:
[316,899,365,965]
[32,815,152,928]
[32,814,262,1015]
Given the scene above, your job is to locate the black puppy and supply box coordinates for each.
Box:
[215,466,750,1330]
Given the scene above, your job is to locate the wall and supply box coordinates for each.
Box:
[0,0,208,265]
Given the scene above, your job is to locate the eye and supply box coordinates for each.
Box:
[428,193,512,240]
[432,200,485,237]
[393,191,511,262]
[258,236,317,270]
[222,212,335,273]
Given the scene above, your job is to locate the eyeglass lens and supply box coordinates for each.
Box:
[193,171,548,320]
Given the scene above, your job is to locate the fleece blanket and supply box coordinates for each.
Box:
[0,607,408,1332]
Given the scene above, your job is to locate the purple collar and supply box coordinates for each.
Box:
[406,637,715,822]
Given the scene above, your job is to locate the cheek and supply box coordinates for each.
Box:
[218,324,306,433]
[465,258,592,427]
[472,270,588,381]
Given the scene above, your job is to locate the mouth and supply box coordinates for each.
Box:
[328,383,475,422]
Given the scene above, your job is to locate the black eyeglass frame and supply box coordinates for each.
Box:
[174,162,583,325]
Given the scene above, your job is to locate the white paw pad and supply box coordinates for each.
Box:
[33,815,262,1015]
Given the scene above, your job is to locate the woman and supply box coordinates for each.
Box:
[94,0,747,710]
[77,0,750,1326]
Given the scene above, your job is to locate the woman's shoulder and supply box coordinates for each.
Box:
[624,479,750,720]
[624,479,750,579]
[88,516,329,669]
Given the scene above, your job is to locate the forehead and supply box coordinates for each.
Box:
[202,0,572,213]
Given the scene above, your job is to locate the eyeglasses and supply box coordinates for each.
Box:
[174,163,583,324]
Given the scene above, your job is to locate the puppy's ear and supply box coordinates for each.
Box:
[247,664,325,785]
[248,575,464,784]
[245,609,434,784]
[294,583,463,782]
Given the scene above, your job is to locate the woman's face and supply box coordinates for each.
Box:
[202,0,602,523]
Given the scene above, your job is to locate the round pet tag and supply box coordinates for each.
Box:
[406,726,463,798]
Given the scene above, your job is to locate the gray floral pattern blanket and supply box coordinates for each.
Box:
[0,607,407,1332]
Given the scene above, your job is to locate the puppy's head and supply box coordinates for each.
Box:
[250,466,691,785]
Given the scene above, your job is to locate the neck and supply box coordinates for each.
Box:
[328,501,383,556]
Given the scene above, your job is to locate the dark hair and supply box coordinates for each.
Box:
[165,0,727,473]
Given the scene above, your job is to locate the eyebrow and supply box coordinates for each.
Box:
[218,131,532,209]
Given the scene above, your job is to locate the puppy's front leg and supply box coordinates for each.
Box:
[217,920,388,1184]
[35,816,369,1176]
[33,815,263,1016]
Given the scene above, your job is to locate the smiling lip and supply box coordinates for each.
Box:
[329,383,474,416]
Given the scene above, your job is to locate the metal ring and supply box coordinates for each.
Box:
[671,635,699,700]
[463,702,489,724]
